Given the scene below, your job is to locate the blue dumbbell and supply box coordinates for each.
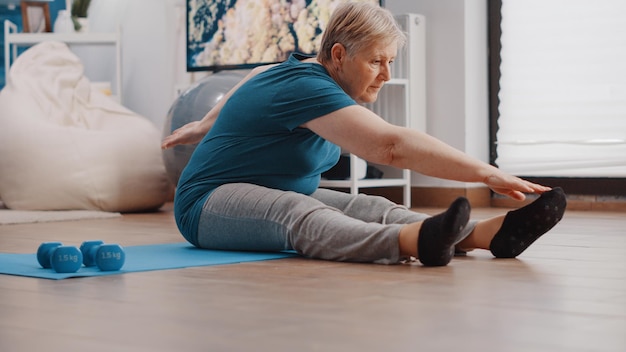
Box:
[79,240,125,271]
[37,242,83,273]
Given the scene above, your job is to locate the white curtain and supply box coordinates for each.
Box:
[496,0,626,177]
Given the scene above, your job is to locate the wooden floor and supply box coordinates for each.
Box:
[0,203,625,352]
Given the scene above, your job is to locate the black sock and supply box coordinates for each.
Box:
[490,187,567,258]
[418,197,471,266]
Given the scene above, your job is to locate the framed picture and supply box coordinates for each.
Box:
[186,0,384,72]
[20,0,52,33]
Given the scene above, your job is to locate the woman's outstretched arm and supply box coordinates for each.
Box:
[304,105,550,201]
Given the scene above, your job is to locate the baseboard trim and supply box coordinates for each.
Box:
[410,186,492,208]
[351,186,491,208]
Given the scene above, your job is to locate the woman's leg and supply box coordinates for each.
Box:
[311,187,566,260]
[310,188,476,227]
[197,183,405,264]
[309,188,424,224]
[310,188,478,254]
[196,184,471,266]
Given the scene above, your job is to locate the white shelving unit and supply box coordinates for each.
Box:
[3,20,122,102]
[319,14,426,207]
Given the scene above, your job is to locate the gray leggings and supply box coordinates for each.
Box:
[195,183,476,264]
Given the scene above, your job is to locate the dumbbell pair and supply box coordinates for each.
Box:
[37,240,125,273]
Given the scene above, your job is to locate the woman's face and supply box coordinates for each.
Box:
[334,41,397,104]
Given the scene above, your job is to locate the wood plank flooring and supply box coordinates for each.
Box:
[0,203,625,352]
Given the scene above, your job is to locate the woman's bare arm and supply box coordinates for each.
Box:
[303,105,550,200]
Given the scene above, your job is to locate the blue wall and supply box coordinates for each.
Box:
[0,0,66,88]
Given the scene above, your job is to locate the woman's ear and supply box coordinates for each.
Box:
[330,43,347,65]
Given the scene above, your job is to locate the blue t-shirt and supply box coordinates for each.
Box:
[174,54,357,241]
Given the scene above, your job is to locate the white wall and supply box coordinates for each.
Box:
[386,0,489,187]
[86,0,489,188]
[84,0,191,131]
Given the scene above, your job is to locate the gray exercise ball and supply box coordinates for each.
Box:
[162,71,246,185]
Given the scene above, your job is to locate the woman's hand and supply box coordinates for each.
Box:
[484,172,551,201]
[161,120,208,149]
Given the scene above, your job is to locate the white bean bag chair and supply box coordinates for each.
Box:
[0,41,171,212]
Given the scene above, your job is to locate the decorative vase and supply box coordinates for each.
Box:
[53,10,75,33]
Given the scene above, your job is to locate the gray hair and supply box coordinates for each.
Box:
[317,2,406,63]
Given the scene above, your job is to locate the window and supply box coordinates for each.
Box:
[490,0,626,183]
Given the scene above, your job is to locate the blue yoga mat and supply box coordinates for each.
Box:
[0,242,299,280]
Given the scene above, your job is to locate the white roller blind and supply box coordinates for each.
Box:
[496,0,626,177]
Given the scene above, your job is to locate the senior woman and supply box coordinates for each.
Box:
[162,2,566,266]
